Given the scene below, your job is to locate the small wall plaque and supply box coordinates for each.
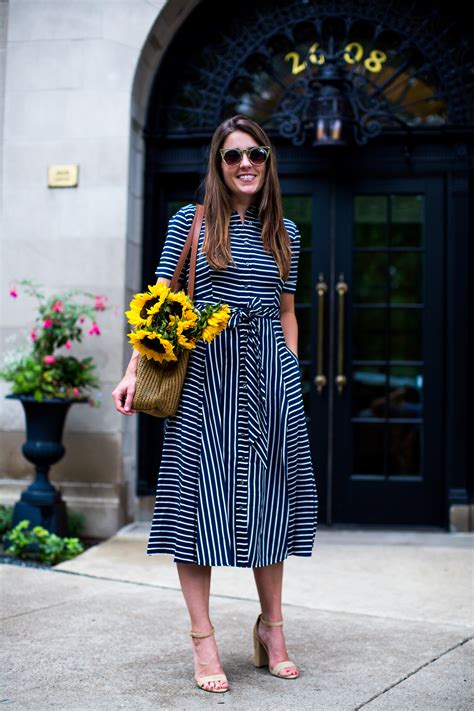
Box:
[48,164,79,188]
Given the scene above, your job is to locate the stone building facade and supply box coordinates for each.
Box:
[1,0,472,535]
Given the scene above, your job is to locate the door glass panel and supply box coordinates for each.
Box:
[390,308,422,360]
[390,195,423,246]
[387,423,422,475]
[296,257,312,303]
[353,252,387,302]
[352,423,385,475]
[388,365,423,418]
[351,193,425,481]
[282,195,312,248]
[282,196,313,304]
[390,252,422,303]
[353,308,386,360]
[354,196,387,246]
[352,365,387,418]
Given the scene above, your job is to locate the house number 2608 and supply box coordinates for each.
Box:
[285,42,387,75]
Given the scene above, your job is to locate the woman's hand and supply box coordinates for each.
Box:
[112,372,137,416]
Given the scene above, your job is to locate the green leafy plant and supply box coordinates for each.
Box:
[0,504,13,535]
[2,520,84,565]
[0,279,109,403]
[0,505,85,538]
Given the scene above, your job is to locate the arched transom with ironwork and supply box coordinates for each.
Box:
[148,0,473,145]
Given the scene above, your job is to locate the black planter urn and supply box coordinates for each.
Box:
[6,394,85,538]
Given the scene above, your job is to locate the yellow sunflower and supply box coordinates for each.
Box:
[175,320,197,350]
[200,305,231,341]
[166,290,194,321]
[145,298,168,327]
[180,311,198,330]
[165,314,197,349]
[128,330,177,363]
[125,283,170,327]
[167,290,193,310]
[200,319,224,342]
[213,304,231,326]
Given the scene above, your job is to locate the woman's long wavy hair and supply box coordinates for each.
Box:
[201,115,292,281]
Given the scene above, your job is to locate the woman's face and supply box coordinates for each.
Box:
[220,130,267,202]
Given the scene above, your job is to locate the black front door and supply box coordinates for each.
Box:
[139,175,445,527]
[282,176,445,526]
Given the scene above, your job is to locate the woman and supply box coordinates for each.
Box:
[112,115,318,693]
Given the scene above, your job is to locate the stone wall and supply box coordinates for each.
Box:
[0,0,198,536]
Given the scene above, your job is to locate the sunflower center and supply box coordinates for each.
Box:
[140,298,160,319]
[168,302,183,317]
[142,336,165,353]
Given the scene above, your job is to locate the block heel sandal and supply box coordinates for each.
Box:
[189,626,229,693]
[253,613,299,679]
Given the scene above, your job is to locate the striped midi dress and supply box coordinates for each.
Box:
[146,203,318,567]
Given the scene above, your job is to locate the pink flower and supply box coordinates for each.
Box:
[43,318,53,329]
[9,289,18,298]
[44,355,55,365]
[30,330,38,341]
[88,322,101,336]
[52,300,64,313]
[79,316,85,324]
[73,387,80,397]
[64,340,72,350]
[95,295,107,311]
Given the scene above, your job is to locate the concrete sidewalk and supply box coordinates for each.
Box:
[1,524,473,710]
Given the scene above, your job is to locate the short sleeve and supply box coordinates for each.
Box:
[281,222,301,294]
[155,204,195,283]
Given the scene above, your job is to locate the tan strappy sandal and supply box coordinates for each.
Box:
[189,625,229,693]
[253,613,300,679]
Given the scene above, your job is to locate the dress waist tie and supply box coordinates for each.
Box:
[227,297,282,467]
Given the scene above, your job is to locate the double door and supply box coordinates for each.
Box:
[140,176,445,527]
[282,176,444,525]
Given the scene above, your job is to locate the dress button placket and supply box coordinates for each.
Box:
[235,320,250,566]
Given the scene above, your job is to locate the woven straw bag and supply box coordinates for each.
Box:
[131,204,204,417]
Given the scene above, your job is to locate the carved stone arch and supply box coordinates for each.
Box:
[127,0,200,291]
[124,1,201,502]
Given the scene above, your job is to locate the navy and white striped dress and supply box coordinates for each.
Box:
[146,203,318,567]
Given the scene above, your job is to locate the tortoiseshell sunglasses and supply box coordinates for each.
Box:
[219,145,271,166]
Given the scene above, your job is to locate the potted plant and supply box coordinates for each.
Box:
[0,280,108,539]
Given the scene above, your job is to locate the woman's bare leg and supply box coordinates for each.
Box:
[177,562,229,691]
[253,561,299,677]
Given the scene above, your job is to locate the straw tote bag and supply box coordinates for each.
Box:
[131,204,204,418]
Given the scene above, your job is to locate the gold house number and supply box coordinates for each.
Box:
[285,42,387,75]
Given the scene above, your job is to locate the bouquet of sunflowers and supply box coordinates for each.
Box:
[126,282,231,365]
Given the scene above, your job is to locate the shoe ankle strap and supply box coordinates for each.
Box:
[190,625,215,638]
[260,614,283,627]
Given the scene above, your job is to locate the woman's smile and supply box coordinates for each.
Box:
[237,173,257,182]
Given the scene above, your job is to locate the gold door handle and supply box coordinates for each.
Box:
[314,273,327,394]
[335,273,348,393]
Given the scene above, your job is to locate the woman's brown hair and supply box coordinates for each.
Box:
[201,115,292,281]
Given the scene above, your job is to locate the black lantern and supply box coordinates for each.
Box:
[313,84,349,146]
[308,48,351,146]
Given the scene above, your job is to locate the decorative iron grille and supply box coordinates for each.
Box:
[147,0,473,142]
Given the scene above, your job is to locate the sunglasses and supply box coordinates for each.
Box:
[220,145,271,167]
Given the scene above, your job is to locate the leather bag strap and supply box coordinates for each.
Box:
[169,204,204,299]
